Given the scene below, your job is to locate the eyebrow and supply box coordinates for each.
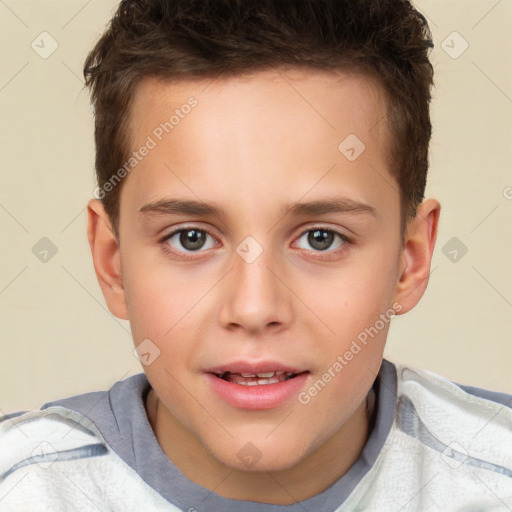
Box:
[139,197,377,219]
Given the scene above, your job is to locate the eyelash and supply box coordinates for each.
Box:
[159,226,353,261]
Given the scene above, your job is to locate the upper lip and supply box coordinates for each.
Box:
[204,361,308,375]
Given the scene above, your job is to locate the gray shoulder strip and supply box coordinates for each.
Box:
[0,411,29,423]
[452,382,512,409]
[0,443,108,483]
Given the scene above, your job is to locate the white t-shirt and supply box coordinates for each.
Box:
[1,359,511,511]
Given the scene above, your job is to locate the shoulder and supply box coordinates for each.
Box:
[0,406,110,482]
[0,406,111,510]
[394,362,512,426]
[0,405,172,510]
[393,362,512,477]
[0,372,150,480]
[347,362,512,510]
[0,374,173,510]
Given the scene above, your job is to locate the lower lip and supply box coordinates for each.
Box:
[205,372,309,410]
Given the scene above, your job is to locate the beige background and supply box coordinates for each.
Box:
[0,0,511,413]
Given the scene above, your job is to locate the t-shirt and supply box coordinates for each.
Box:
[1,358,511,511]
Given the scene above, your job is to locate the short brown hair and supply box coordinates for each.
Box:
[84,0,434,241]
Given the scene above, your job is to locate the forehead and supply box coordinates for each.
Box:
[122,68,396,225]
[129,68,390,144]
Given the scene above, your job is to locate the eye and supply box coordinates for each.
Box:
[296,228,349,253]
[160,225,352,260]
[163,227,216,253]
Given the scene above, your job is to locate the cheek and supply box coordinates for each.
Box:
[121,252,213,380]
[299,280,390,428]
[121,245,194,339]
[306,253,397,342]
[324,253,397,379]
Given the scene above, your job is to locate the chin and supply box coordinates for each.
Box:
[206,433,312,473]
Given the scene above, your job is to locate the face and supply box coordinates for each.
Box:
[100,69,410,472]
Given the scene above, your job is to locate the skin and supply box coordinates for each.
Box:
[87,68,440,504]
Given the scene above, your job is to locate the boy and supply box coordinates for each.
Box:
[1,0,511,510]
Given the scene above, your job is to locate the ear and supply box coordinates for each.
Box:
[393,198,441,315]
[87,199,128,320]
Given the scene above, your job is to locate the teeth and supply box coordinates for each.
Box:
[231,378,280,386]
[258,377,280,384]
[225,371,296,386]
[223,371,294,379]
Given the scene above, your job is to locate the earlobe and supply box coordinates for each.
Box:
[393,198,441,315]
[87,199,129,320]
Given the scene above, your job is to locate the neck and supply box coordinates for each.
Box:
[146,386,376,504]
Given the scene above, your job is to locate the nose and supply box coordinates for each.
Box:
[218,245,294,336]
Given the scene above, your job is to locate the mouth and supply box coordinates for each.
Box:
[215,370,301,386]
[204,362,310,409]
[205,368,310,409]
[203,360,311,410]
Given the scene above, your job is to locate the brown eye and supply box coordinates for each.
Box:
[164,228,215,253]
[179,229,207,250]
[297,228,346,252]
[308,229,335,251]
